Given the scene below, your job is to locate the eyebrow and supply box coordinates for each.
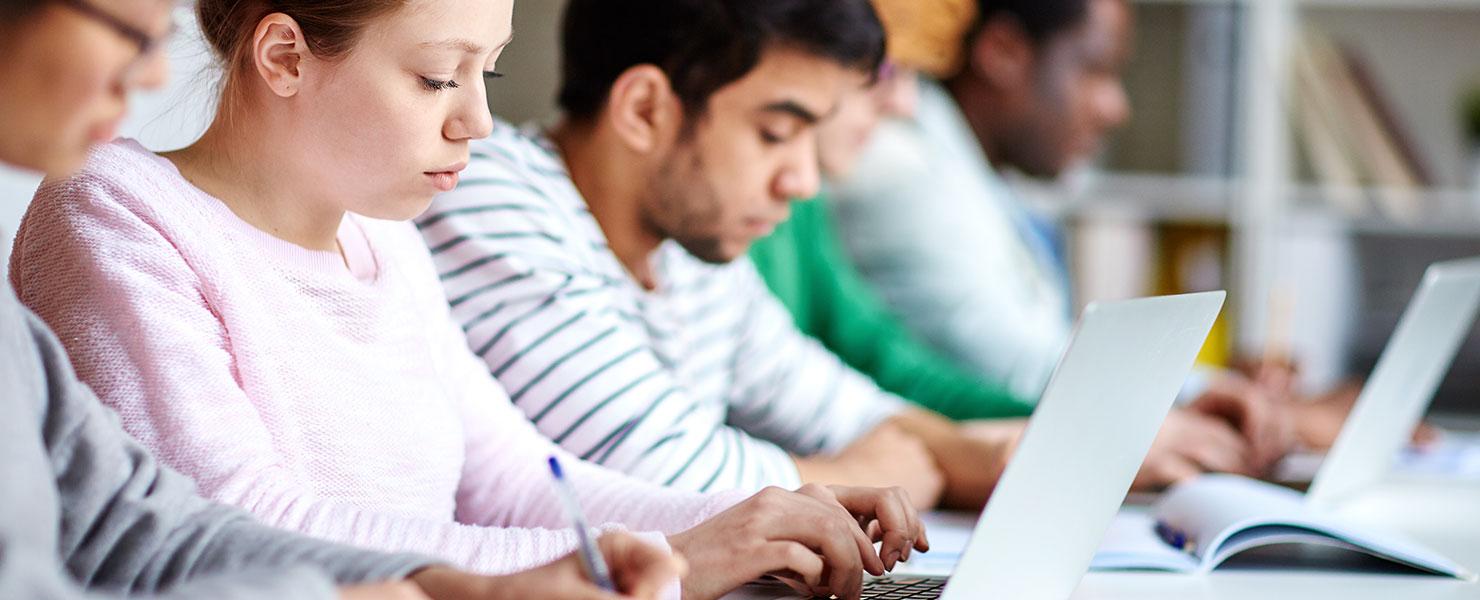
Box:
[419,33,515,55]
[757,100,830,125]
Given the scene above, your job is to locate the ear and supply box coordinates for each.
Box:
[603,65,683,155]
[965,17,1035,92]
[250,13,310,98]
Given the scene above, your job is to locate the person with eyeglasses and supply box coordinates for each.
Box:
[0,1,689,599]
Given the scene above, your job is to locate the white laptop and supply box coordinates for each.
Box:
[726,291,1226,600]
[1305,256,1480,509]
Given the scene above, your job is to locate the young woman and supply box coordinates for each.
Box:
[8,1,925,599]
[0,1,682,599]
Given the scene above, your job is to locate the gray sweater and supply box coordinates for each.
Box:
[0,278,438,599]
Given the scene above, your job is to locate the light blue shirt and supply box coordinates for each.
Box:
[830,78,1074,400]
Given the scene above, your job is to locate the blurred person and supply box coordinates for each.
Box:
[827,0,1301,487]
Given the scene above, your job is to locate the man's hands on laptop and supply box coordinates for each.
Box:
[667,484,927,600]
[1136,373,1299,489]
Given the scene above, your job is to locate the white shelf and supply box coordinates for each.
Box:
[1031,173,1233,224]
[1298,0,1480,11]
[1031,172,1480,240]
[1285,186,1480,238]
[1132,0,1480,8]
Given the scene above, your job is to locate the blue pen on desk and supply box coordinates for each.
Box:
[1154,520,1198,556]
[548,456,616,591]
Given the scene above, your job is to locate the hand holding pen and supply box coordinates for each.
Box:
[548,455,687,598]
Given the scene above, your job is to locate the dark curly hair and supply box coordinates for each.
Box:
[557,0,886,121]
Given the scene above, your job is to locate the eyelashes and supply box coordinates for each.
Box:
[421,77,460,92]
[420,72,505,93]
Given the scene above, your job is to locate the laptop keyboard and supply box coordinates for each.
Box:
[859,576,948,599]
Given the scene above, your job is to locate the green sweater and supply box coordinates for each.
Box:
[751,196,1034,420]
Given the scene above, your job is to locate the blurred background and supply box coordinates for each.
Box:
[3,0,1479,417]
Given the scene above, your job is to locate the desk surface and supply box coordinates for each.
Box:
[723,477,1480,599]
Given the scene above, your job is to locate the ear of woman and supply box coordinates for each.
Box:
[252,13,309,98]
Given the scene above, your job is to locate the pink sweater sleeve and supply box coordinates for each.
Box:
[10,175,745,582]
[445,318,748,534]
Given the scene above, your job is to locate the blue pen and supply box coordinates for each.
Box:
[1154,520,1197,556]
[548,456,617,591]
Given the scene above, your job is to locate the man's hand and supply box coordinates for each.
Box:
[1288,381,1440,451]
[667,484,926,600]
[887,409,1019,509]
[1134,408,1254,490]
[957,418,1028,454]
[794,423,945,509]
[798,484,930,569]
[1188,374,1297,472]
[406,532,683,600]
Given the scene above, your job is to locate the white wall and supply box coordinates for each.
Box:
[487,0,568,124]
[0,167,39,268]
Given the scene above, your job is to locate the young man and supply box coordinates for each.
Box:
[830,0,1129,402]
[418,0,1022,509]
[747,0,1037,423]
[828,0,1299,482]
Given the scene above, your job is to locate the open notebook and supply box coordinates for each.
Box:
[1091,475,1475,580]
[1093,257,1480,581]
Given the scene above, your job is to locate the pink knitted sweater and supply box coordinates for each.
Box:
[9,140,745,579]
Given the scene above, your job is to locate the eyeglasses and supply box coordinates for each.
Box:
[55,0,175,81]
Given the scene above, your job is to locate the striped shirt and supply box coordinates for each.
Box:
[417,122,905,493]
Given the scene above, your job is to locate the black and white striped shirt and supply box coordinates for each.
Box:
[416,122,904,493]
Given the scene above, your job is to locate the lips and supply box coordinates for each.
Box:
[746,218,780,238]
[425,161,468,193]
[427,171,460,192]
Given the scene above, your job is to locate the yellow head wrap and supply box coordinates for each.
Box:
[872,0,980,78]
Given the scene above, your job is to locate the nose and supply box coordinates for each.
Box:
[773,135,822,201]
[879,69,920,119]
[1097,79,1131,130]
[445,85,496,142]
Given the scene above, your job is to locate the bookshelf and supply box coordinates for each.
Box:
[1084,0,1480,410]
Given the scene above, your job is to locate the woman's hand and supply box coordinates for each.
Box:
[405,532,684,600]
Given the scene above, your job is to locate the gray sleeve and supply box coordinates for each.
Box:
[12,307,438,600]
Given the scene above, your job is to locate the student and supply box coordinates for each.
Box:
[0,1,682,599]
[827,0,1301,482]
[831,0,1126,402]
[416,0,1043,511]
[748,0,1036,422]
[9,1,925,599]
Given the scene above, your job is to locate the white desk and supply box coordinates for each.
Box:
[723,478,1480,599]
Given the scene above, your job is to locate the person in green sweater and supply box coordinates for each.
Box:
[750,0,1034,421]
